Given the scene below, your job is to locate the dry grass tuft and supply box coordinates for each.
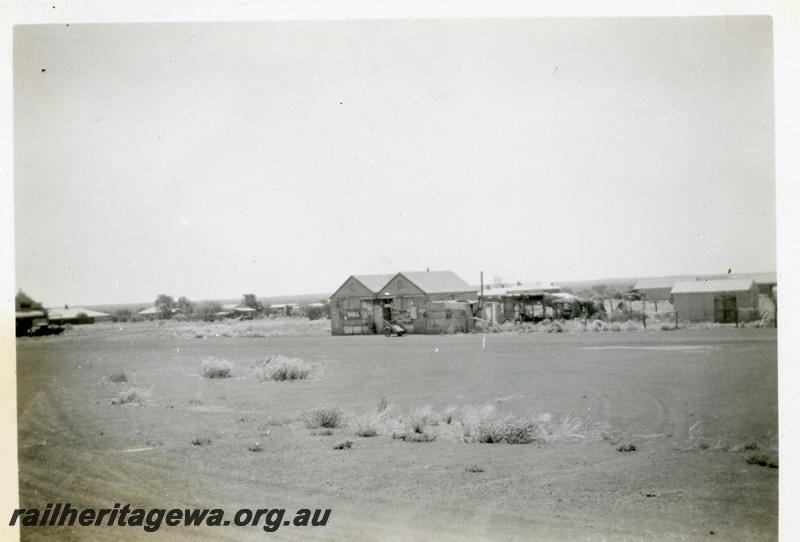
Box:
[108,370,128,383]
[746,454,778,468]
[393,431,437,442]
[333,440,353,450]
[305,408,344,429]
[201,357,233,379]
[467,416,541,444]
[110,387,149,405]
[255,355,311,381]
[191,437,212,446]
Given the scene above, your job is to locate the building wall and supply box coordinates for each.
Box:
[673,285,760,322]
[638,287,673,300]
[424,300,473,334]
[370,295,474,334]
[330,276,385,336]
[330,297,379,335]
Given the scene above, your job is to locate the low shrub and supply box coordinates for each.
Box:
[468,417,541,444]
[255,355,311,381]
[109,370,128,383]
[191,437,212,446]
[746,454,778,468]
[201,357,233,379]
[377,396,390,413]
[305,408,343,429]
[393,431,436,442]
[110,387,148,405]
[621,320,642,332]
[465,465,485,473]
[591,320,608,332]
[248,443,263,452]
[333,440,353,450]
[617,443,637,452]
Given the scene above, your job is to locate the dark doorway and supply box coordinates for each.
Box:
[714,295,737,323]
[383,302,393,322]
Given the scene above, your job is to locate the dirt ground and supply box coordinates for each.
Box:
[15,325,777,540]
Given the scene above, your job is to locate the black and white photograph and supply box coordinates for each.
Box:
[3,3,798,541]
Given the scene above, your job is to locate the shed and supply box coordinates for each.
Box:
[16,310,48,337]
[376,271,475,334]
[671,279,760,323]
[330,274,394,335]
[48,306,111,324]
[633,278,677,301]
[481,281,569,323]
[733,272,777,298]
[138,306,161,320]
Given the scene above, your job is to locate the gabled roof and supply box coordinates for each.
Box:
[47,307,110,319]
[633,278,678,290]
[671,279,756,294]
[331,274,394,298]
[504,281,562,295]
[352,274,395,293]
[395,271,473,294]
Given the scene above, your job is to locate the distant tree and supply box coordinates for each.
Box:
[306,305,324,320]
[242,294,263,313]
[492,275,504,287]
[16,290,45,312]
[196,301,223,321]
[75,312,93,325]
[177,296,194,315]
[155,294,176,319]
[112,308,133,323]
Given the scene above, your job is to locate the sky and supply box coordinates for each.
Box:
[13,17,775,307]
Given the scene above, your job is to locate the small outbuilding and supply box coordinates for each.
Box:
[330,274,395,335]
[138,306,161,320]
[633,278,677,301]
[47,306,111,325]
[671,279,760,323]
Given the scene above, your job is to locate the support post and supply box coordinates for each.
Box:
[642,293,647,329]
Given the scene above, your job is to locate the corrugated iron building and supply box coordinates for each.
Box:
[376,271,475,334]
[633,278,677,301]
[671,279,760,323]
[330,274,394,335]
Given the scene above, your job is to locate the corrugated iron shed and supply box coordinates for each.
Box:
[352,274,395,293]
[633,278,679,290]
[671,279,756,294]
[397,271,473,294]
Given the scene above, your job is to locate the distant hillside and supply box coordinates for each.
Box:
[86,293,333,314]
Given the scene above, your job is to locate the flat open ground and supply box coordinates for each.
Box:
[16,325,777,540]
